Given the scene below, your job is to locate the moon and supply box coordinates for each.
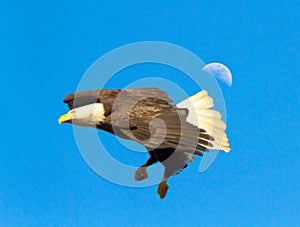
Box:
[202,63,232,87]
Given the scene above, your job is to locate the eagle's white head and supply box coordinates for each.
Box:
[58,103,105,127]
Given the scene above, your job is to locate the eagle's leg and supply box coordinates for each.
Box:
[135,156,157,181]
[157,178,169,199]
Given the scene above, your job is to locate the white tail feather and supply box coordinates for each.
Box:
[177,90,230,153]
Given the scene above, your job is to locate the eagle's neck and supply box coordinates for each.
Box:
[71,103,106,127]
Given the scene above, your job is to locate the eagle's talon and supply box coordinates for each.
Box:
[157,181,169,199]
[135,167,148,181]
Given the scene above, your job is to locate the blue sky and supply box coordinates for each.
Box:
[1,1,299,226]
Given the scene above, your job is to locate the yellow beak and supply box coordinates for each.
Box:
[58,113,73,124]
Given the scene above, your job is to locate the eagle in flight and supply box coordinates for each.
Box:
[58,88,230,199]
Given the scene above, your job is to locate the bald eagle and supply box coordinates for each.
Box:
[58,88,230,199]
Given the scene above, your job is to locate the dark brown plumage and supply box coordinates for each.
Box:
[59,88,229,199]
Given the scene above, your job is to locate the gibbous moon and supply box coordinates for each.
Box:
[202,63,232,87]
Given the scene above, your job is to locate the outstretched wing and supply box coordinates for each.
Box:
[63,88,172,110]
[121,109,214,153]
